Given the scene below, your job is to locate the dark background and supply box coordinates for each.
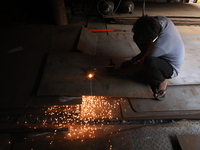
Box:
[0,0,100,25]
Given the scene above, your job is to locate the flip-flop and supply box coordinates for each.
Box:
[154,88,167,101]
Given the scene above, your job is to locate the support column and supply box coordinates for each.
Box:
[51,0,68,25]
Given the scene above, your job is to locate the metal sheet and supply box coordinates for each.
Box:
[37,52,152,98]
[37,52,91,96]
[177,134,200,150]
[87,17,107,36]
[120,98,139,117]
[97,34,136,63]
[129,85,200,113]
[77,27,98,55]
[53,25,82,52]
[106,24,140,55]
[77,27,136,63]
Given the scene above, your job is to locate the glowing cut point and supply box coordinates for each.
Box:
[88,73,94,78]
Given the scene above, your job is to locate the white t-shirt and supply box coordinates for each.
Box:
[150,16,185,78]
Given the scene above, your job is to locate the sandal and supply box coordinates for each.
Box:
[154,88,167,101]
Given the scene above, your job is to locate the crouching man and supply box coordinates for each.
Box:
[120,15,185,100]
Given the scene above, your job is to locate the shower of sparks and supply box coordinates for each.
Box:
[80,96,119,120]
[68,125,98,139]
[42,96,121,140]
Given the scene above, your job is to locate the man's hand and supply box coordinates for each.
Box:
[120,59,138,69]
[119,64,140,74]
[119,56,145,74]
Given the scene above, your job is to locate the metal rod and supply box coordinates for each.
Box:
[89,29,126,32]
[142,0,146,16]
[90,65,119,68]
[0,127,68,133]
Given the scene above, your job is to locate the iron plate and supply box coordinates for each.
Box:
[37,52,152,98]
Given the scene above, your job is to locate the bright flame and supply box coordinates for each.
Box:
[87,73,94,78]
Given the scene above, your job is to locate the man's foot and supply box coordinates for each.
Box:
[154,80,168,100]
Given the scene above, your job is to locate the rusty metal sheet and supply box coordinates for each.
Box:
[37,52,91,96]
[53,25,82,52]
[97,34,136,63]
[37,52,152,98]
[177,134,200,150]
[128,85,200,113]
[77,27,98,55]
[106,24,140,54]
[120,98,139,118]
[77,27,136,63]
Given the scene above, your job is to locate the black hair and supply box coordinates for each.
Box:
[133,15,161,44]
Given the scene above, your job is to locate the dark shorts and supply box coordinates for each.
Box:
[144,56,173,86]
